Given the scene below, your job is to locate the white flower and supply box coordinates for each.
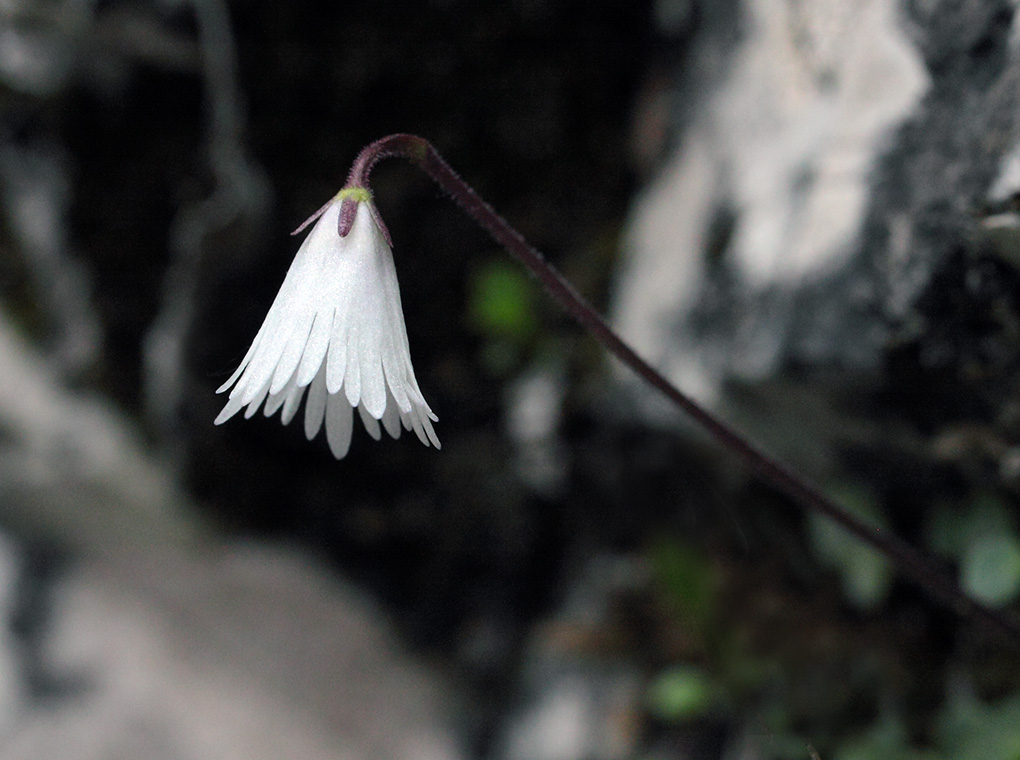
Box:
[214,193,439,459]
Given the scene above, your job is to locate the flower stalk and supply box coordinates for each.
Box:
[336,133,1020,645]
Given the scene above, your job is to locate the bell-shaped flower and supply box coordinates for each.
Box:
[214,191,439,459]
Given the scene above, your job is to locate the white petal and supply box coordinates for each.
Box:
[304,363,328,440]
[217,322,265,393]
[215,200,440,454]
[397,406,412,431]
[399,404,441,449]
[358,404,381,441]
[407,412,429,446]
[233,311,292,404]
[264,372,296,418]
[231,206,340,403]
[214,392,247,425]
[280,383,305,425]
[358,331,387,420]
[377,297,413,411]
[325,392,354,459]
[405,384,438,422]
[244,378,272,419]
[381,353,412,414]
[326,322,348,394]
[296,309,334,387]
[421,414,441,448]
[343,322,362,407]
[269,316,315,395]
[381,391,401,439]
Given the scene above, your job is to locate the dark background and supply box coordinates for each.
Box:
[4,1,1020,758]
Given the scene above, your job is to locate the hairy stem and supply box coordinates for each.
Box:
[346,133,1020,644]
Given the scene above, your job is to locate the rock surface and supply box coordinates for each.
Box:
[0,315,463,760]
[613,0,1020,454]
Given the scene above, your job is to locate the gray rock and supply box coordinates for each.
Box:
[0,314,463,760]
[613,0,931,409]
[1,544,462,760]
[495,555,645,760]
[611,0,1020,478]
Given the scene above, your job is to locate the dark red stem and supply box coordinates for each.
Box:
[347,133,1020,645]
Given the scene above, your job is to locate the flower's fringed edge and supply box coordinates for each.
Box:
[339,133,1020,647]
[220,196,439,456]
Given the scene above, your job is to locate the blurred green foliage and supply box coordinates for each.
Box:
[644,484,1020,760]
[961,533,1020,607]
[830,689,1020,760]
[834,713,934,760]
[808,484,892,608]
[646,665,717,721]
[649,536,717,638]
[928,494,1020,607]
[938,688,1020,759]
[467,260,537,339]
[467,259,538,374]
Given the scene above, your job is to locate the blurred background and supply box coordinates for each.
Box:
[2,0,1020,758]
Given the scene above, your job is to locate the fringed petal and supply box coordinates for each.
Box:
[358,404,382,441]
[215,199,439,458]
[325,392,354,459]
[303,364,328,440]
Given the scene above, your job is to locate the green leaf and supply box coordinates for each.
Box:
[467,261,537,341]
[646,666,714,721]
[835,713,936,760]
[960,532,1020,606]
[940,689,1020,760]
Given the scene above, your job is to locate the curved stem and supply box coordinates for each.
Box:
[347,133,1020,645]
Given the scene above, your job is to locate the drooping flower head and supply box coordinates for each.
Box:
[215,188,439,459]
